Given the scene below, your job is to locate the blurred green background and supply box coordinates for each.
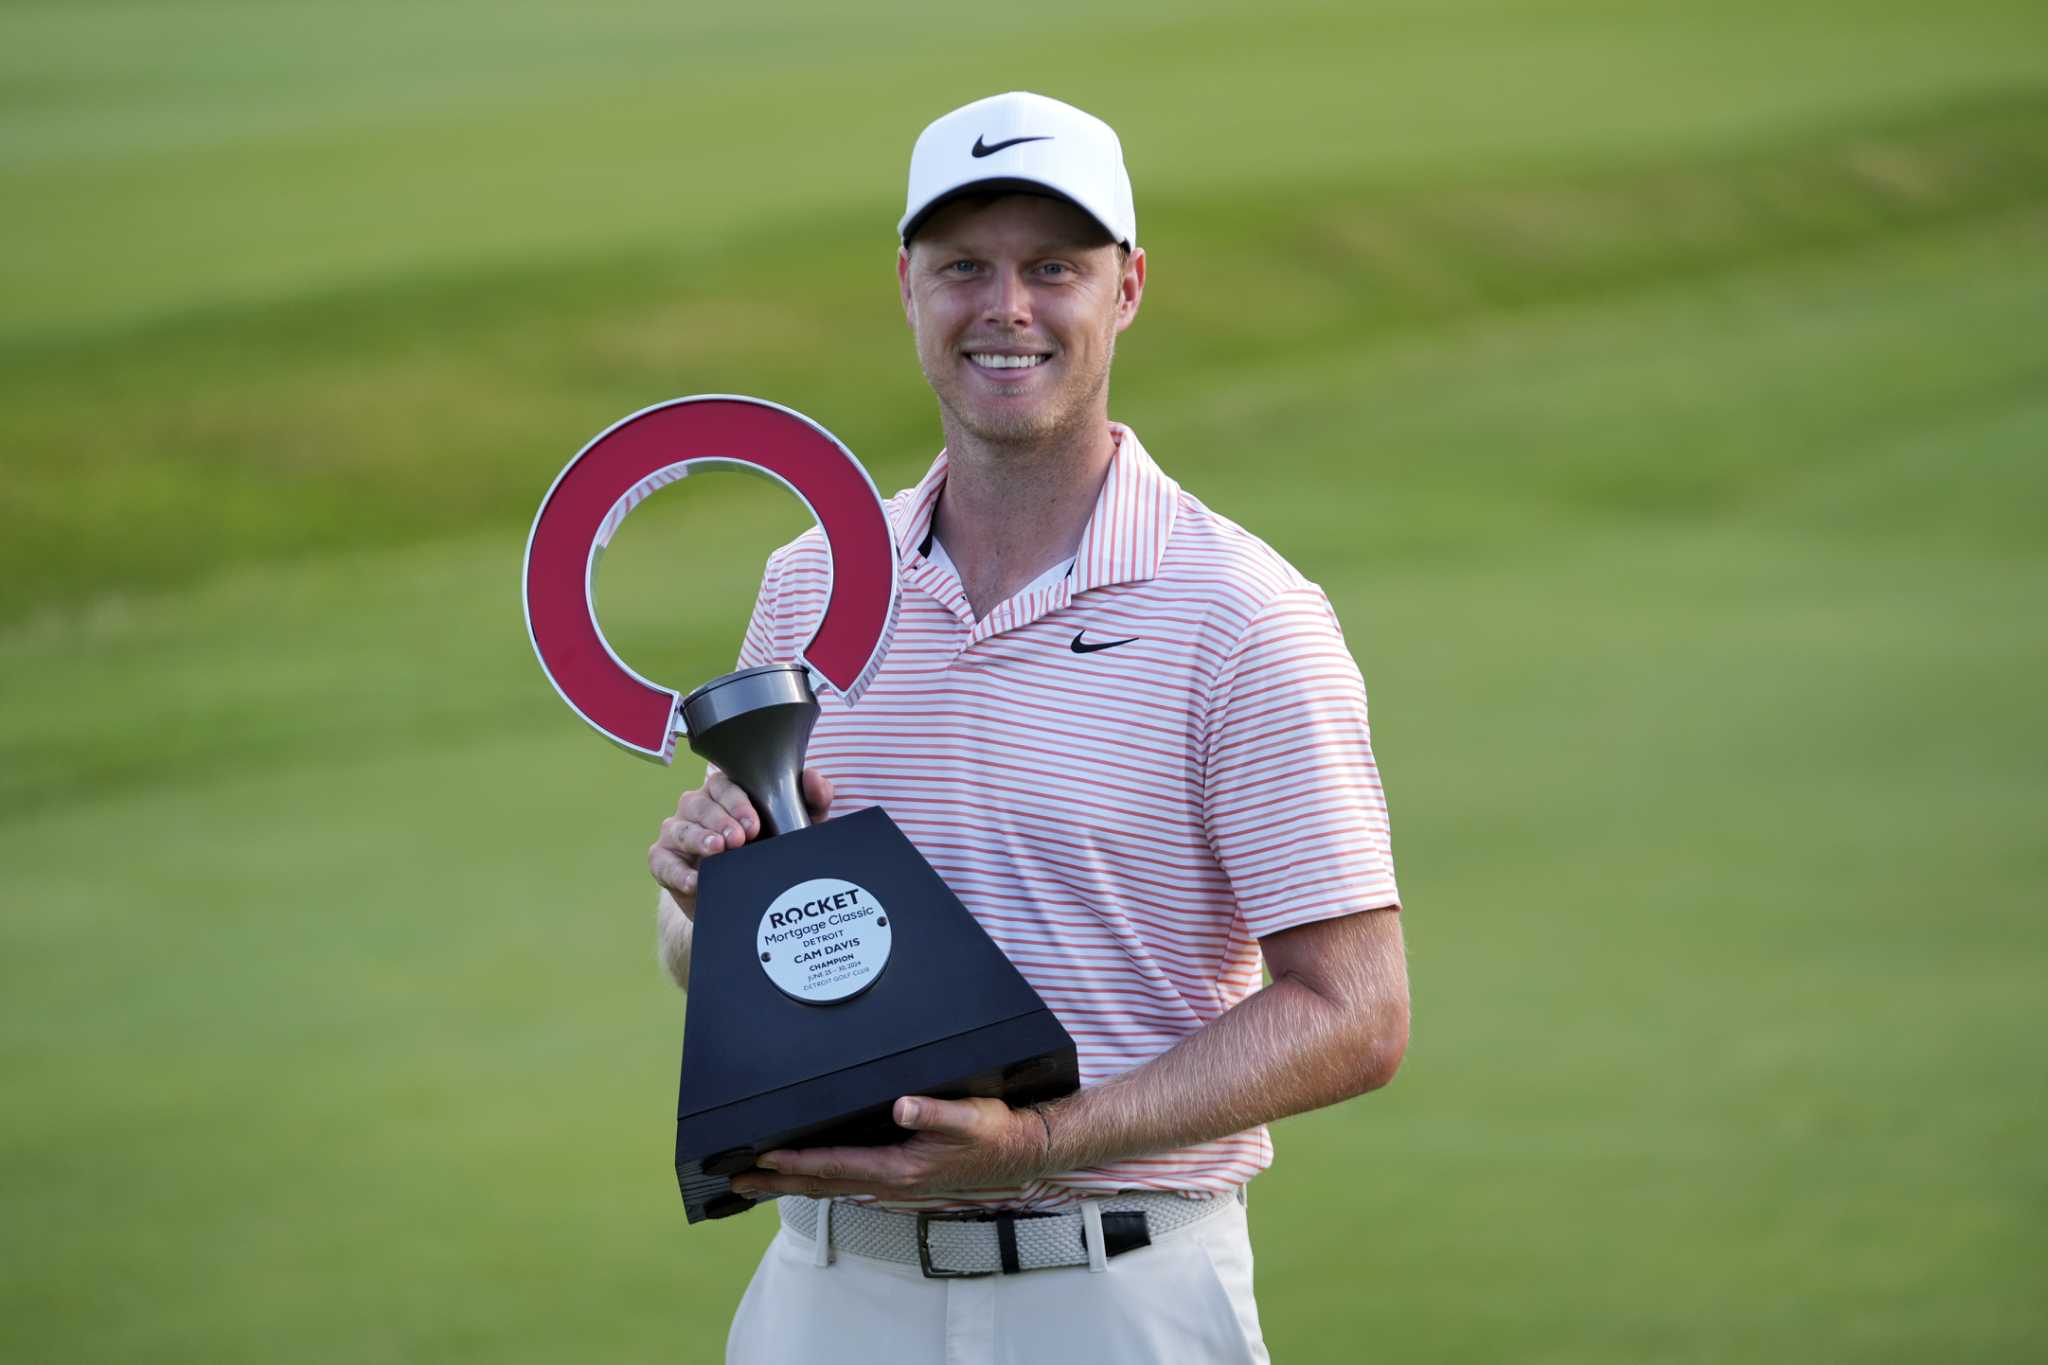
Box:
[4,1,2045,1360]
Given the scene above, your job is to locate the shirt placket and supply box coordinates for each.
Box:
[964,578,1074,651]
[911,553,1077,656]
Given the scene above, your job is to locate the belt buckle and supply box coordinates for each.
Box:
[915,1210,994,1279]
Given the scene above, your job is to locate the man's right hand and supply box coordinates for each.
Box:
[648,768,835,921]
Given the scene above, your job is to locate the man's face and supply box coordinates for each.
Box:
[898,193,1144,447]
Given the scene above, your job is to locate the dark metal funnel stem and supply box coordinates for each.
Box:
[680,665,820,838]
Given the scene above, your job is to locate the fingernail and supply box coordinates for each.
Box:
[704,834,721,851]
[898,1099,920,1126]
[756,1153,782,1171]
[730,1179,757,1194]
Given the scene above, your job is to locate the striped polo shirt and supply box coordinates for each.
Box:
[735,423,1400,1207]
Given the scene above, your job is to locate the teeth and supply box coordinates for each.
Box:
[969,353,1046,369]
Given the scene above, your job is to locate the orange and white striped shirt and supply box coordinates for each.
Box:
[737,423,1400,1207]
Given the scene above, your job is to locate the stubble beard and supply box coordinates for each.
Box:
[928,321,1118,455]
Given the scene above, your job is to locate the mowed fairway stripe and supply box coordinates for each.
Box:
[5,91,2047,623]
[6,0,2042,336]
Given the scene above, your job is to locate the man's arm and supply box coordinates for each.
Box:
[1040,905,1408,1170]
[656,888,694,987]
[730,905,1408,1200]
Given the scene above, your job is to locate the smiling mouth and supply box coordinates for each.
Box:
[965,352,1049,372]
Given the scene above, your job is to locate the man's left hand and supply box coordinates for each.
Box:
[729,1095,1051,1201]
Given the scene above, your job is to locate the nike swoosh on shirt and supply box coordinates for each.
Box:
[1071,631,1140,655]
[972,135,1053,158]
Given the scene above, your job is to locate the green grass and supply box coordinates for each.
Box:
[4,1,2046,1361]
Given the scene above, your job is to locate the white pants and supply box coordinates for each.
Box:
[726,1198,1271,1365]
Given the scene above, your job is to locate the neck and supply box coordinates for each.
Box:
[930,414,1116,620]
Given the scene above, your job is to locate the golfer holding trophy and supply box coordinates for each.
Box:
[535,91,1409,1365]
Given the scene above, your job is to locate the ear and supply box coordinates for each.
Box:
[897,246,914,326]
[1113,247,1146,335]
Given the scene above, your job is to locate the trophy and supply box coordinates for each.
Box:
[523,396,1079,1222]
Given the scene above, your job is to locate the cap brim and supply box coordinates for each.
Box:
[899,177,1124,247]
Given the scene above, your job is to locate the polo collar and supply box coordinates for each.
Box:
[893,423,1181,594]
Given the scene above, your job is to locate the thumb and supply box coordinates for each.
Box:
[894,1095,977,1134]
[802,768,835,819]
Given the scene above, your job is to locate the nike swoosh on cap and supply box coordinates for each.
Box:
[972,134,1053,158]
[1070,631,1139,655]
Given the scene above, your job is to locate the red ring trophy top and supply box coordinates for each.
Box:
[523,395,898,762]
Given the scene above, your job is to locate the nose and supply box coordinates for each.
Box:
[982,266,1031,328]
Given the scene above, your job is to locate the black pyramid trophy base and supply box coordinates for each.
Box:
[674,804,1078,1223]
[671,664,1079,1224]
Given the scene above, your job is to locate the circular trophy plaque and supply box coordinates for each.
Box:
[754,877,893,1004]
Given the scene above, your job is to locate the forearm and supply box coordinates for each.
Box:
[656,889,693,990]
[1038,910,1408,1172]
[729,910,1406,1204]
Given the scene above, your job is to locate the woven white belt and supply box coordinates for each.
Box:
[779,1190,1238,1278]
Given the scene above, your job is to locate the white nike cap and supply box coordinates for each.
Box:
[898,91,1137,250]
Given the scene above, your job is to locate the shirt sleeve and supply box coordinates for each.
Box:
[1200,585,1401,938]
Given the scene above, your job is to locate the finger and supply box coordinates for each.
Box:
[801,768,835,820]
[753,1144,917,1184]
[658,813,726,861]
[729,1172,902,1200]
[892,1095,985,1136]
[654,815,703,860]
[676,792,745,853]
[648,846,698,900]
[703,771,761,840]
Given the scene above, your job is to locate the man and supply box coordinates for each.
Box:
[648,91,1407,1365]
